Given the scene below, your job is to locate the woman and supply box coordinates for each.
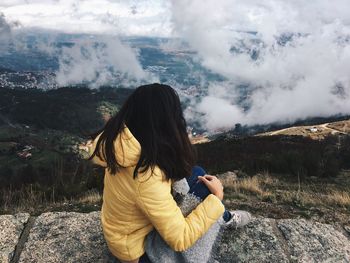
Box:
[88,83,251,263]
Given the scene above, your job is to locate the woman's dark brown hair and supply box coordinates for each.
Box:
[89,83,196,180]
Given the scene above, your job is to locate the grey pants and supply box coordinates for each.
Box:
[144,194,224,263]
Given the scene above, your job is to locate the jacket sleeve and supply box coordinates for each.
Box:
[87,133,107,167]
[135,168,225,252]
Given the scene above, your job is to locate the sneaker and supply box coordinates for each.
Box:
[226,210,252,229]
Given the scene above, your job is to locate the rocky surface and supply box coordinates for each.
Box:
[0,213,29,263]
[216,218,289,263]
[1,212,350,263]
[277,219,350,262]
[18,212,112,263]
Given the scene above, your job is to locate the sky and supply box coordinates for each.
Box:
[1,0,350,129]
[0,0,171,36]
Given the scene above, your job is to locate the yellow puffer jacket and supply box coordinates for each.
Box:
[88,126,225,261]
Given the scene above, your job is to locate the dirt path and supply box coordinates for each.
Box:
[261,121,349,138]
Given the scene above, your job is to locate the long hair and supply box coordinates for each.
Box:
[88,83,196,180]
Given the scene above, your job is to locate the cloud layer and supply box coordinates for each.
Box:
[55,36,150,87]
[1,0,350,130]
[171,0,350,130]
[0,0,171,36]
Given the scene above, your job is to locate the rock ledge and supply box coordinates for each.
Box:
[1,212,349,263]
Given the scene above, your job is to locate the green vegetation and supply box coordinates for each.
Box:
[196,134,350,178]
[0,86,131,214]
[0,86,132,135]
[97,101,119,120]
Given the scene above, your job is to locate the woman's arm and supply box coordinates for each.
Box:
[86,133,107,167]
[135,167,225,252]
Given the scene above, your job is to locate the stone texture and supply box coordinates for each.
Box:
[18,212,115,263]
[278,219,350,262]
[2,211,349,263]
[345,225,350,235]
[0,213,30,263]
[215,218,289,263]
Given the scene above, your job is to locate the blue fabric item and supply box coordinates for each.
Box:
[187,166,211,198]
[187,166,232,222]
[222,210,232,222]
[139,253,151,263]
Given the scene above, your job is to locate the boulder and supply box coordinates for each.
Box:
[0,213,30,263]
[18,212,113,263]
[216,218,289,262]
[1,211,350,262]
[277,219,350,262]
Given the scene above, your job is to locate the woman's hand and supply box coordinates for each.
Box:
[198,175,224,201]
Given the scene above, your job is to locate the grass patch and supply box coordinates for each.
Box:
[222,171,350,223]
[0,184,102,215]
[79,189,102,204]
[223,172,275,199]
[326,191,350,207]
[278,191,350,209]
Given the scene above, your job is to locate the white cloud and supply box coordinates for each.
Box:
[55,35,154,87]
[196,96,244,131]
[0,13,11,43]
[0,12,21,52]
[170,0,350,130]
[0,0,171,36]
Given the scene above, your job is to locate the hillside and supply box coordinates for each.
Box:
[258,119,350,140]
[0,86,349,226]
[0,86,133,214]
